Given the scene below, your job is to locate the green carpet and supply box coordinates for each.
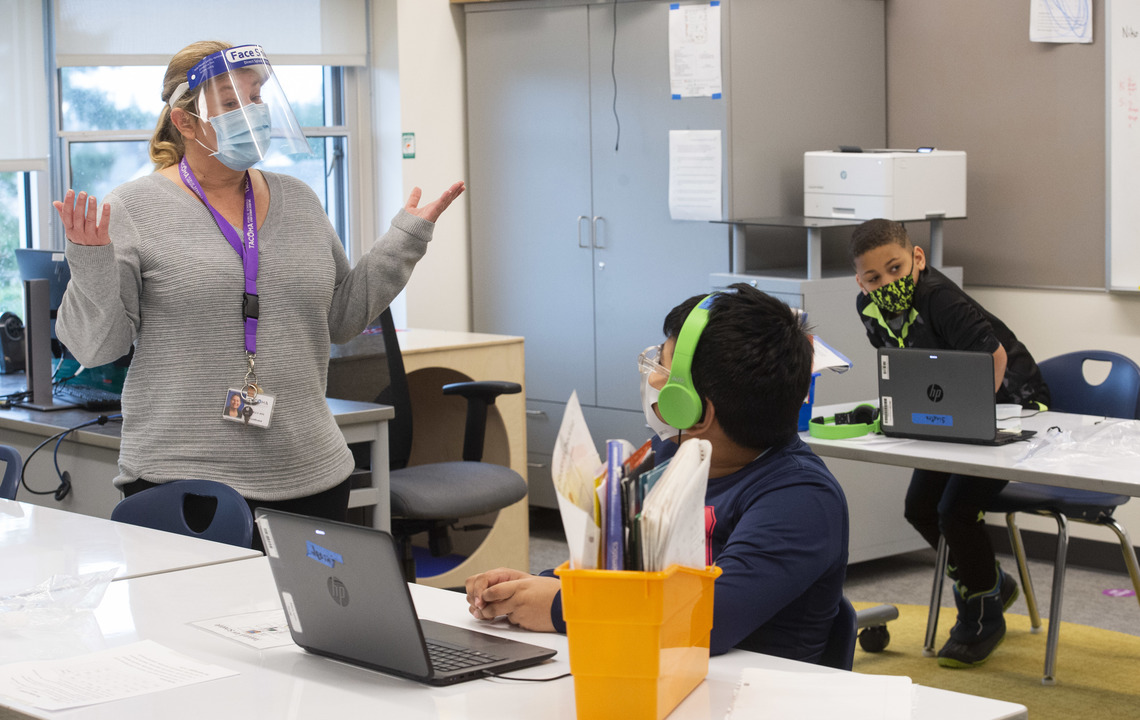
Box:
[851,602,1140,720]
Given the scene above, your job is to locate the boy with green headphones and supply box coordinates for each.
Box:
[465,284,850,663]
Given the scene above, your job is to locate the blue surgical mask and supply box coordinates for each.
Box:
[205,103,272,171]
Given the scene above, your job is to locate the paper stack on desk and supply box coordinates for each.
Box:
[552,391,711,571]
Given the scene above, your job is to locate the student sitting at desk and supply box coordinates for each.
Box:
[466,284,850,662]
[849,218,1050,668]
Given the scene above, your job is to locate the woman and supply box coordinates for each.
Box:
[52,41,464,531]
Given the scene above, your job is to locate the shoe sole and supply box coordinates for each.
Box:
[937,633,1006,669]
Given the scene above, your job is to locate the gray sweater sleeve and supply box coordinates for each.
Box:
[57,192,143,368]
[326,208,434,344]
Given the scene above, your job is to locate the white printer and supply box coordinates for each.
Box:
[803,149,966,220]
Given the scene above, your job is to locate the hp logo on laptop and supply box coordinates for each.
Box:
[926,384,944,402]
[327,576,350,606]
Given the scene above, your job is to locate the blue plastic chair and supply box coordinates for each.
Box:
[110,479,254,548]
[0,445,21,500]
[927,350,1140,684]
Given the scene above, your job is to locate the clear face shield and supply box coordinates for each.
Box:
[169,45,311,171]
[638,344,679,441]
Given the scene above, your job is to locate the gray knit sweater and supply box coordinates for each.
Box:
[57,171,433,499]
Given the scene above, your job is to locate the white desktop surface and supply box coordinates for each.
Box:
[0,557,1026,720]
[804,404,1140,497]
[0,499,260,596]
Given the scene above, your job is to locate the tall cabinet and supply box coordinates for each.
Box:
[466,1,729,505]
[464,0,898,540]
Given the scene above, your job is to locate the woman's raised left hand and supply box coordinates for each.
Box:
[403,181,466,224]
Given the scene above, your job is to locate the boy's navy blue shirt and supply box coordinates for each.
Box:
[546,434,849,662]
[855,265,1050,406]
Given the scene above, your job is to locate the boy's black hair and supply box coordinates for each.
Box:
[663,283,813,450]
[848,218,911,266]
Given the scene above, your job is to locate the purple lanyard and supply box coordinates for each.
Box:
[179,158,259,355]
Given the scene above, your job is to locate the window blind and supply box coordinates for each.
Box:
[54,0,368,67]
[0,0,49,170]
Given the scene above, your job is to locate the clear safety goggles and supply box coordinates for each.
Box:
[168,44,311,160]
[638,344,670,379]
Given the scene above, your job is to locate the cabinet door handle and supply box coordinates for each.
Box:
[592,216,606,248]
[577,216,590,248]
[527,461,547,469]
[526,409,547,419]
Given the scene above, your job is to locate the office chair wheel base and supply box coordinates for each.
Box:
[858,625,890,653]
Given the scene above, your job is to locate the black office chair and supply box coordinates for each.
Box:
[329,308,528,582]
[925,350,1140,684]
[0,444,21,500]
[110,479,255,548]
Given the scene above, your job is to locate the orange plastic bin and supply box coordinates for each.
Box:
[555,562,722,720]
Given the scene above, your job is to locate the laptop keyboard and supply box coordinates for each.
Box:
[426,640,504,672]
[53,385,122,410]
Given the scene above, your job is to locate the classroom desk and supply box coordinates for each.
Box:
[0,556,1027,720]
[803,403,1140,497]
[0,374,394,530]
[803,402,1140,672]
[0,499,260,597]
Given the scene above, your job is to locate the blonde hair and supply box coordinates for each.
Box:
[149,41,232,169]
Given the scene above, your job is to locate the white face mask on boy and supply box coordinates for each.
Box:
[638,345,679,441]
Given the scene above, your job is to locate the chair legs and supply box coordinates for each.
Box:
[1005,513,1042,632]
[923,536,950,656]
[1101,517,1140,611]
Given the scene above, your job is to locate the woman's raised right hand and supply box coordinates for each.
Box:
[52,190,111,246]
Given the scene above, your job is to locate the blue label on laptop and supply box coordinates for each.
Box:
[306,541,344,569]
[912,413,953,427]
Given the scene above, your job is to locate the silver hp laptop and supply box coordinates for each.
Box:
[877,347,1035,446]
[255,508,556,685]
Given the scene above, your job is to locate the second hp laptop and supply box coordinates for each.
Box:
[255,508,556,685]
[877,347,1035,446]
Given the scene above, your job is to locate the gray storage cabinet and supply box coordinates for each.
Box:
[466,0,923,563]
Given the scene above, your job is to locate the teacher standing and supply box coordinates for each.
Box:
[53,41,464,530]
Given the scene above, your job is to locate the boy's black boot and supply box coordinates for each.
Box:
[937,568,1012,668]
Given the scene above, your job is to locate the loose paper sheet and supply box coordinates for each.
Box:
[0,640,238,711]
[668,2,723,97]
[192,609,294,649]
[726,667,915,720]
[668,129,722,221]
[1030,0,1092,43]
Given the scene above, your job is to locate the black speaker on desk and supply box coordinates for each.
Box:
[0,312,25,374]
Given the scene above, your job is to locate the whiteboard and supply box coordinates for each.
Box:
[1108,0,1140,291]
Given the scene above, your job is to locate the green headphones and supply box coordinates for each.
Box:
[657,293,718,430]
[808,404,881,439]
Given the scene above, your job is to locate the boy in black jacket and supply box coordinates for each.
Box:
[850,218,1050,668]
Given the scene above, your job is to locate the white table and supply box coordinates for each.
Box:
[0,500,260,597]
[0,556,1026,720]
[804,404,1140,497]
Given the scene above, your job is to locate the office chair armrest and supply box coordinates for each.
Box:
[441,381,522,462]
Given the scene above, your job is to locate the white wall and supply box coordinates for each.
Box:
[373,0,471,331]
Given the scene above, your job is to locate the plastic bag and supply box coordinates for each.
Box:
[1014,419,1140,475]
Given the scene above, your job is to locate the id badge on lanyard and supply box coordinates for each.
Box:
[179,158,276,428]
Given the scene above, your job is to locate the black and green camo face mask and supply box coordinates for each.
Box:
[869,274,916,315]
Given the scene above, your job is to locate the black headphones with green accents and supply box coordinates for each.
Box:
[808,404,881,439]
[657,293,718,430]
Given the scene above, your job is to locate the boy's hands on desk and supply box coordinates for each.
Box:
[465,568,560,632]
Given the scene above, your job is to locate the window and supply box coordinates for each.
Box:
[57,65,353,246]
[0,171,38,316]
